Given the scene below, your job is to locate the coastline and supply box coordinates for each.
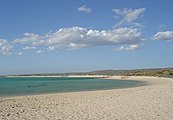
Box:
[1,76,173,120]
[104,76,173,85]
[5,75,107,78]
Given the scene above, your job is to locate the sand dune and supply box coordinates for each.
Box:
[0,76,173,120]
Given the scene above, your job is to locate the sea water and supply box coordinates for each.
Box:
[0,77,146,96]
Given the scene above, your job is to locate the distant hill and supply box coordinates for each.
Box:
[5,68,173,78]
[89,68,173,77]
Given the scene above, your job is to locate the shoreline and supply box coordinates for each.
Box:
[104,75,173,85]
[0,76,147,99]
[5,75,108,78]
[1,76,173,120]
[0,76,171,99]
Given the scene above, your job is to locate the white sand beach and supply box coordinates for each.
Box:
[0,76,173,120]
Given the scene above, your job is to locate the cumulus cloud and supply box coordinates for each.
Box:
[13,33,45,46]
[112,8,145,27]
[18,52,23,55]
[23,46,36,50]
[44,26,144,50]
[113,44,140,51]
[35,50,43,54]
[0,26,145,55]
[153,31,173,41]
[0,39,13,55]
[78,5,92,13]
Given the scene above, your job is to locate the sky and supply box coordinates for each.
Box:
[0,0,173,75]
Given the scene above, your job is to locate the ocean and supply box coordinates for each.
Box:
[0,77,146,96]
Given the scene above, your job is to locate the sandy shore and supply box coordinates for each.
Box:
[0,76,173,120]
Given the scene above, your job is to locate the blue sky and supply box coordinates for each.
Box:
[0,0,173,75]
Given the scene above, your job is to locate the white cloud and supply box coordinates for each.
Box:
[0,26,145,55]
[35,50,43,54]
[23,46,36,50]
[68,43,88,50]
[47,46,56,51]
[44,26,144,50]
[78,5,92,13]
[13,33,44,46]
[112,8,145,27]
[0,39,13,55]
[153,31,173,41]
[113,44,140,51]
[18,52,23,55]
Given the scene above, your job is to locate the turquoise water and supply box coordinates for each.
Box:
[0,77,146,96]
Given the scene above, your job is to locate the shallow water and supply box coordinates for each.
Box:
[0,77,146,96]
